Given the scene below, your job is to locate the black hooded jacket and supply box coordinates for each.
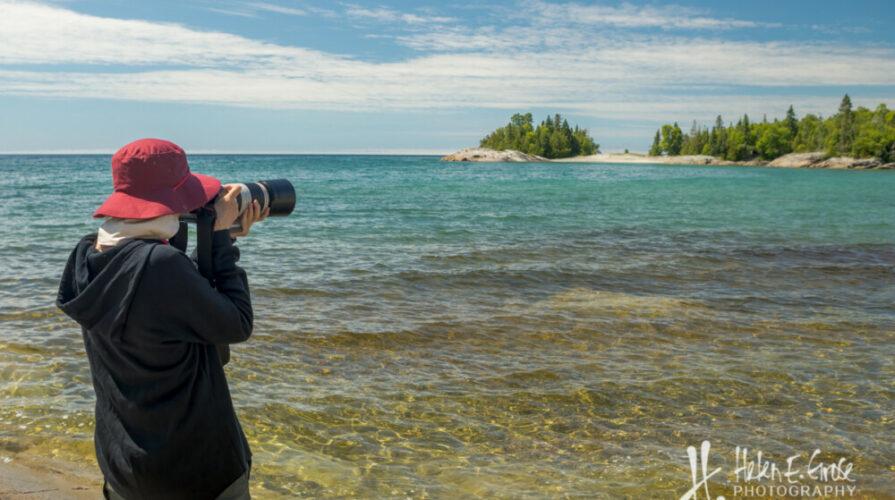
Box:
[56,230,252,500]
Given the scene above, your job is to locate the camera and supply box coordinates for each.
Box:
[180,178,295,226]
[173,179,295,286]
[231,179,295,218]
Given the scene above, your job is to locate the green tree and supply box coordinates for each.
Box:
[511,112,532,129]
[536,126,551,157]
[660,123,683,155]
[669,123,683,155]
[726,128,747,161]
[712,116,728,158]
[649,130,662,155]
[734,114,757,158]
[851,104,895,161]
[480,113,598,158]
[549,128,572,158]
[792,114,823,152]
[573,127,598,156]
[742,114,753,145]
[784,105,798,140]
[647,97,894,161]
[681,121,703,155]
[837,94,854,155]
[756,122,792,159]
[659,124,672,154]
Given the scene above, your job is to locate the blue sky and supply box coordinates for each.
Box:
[1,0,894,153]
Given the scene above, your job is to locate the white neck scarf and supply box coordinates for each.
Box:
[96,214,181,247]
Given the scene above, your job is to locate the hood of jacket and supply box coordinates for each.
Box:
[56,234,156,337]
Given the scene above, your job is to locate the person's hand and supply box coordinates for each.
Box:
[230,199,270,238]
[213,184,242,232]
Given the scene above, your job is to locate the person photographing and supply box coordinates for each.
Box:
[57,138,268,499]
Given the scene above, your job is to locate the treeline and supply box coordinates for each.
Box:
[480,113,599,159]
[649,95,895,162]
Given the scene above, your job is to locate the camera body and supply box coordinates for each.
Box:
[173,178,295,286]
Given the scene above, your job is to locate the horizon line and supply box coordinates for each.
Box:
[0,150,455,156]
[0,149,644,156]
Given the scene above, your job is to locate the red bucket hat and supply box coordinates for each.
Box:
[93,138,221,219]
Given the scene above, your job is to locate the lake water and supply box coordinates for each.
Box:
[1,155,893,498]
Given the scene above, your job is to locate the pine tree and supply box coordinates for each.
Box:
[644,97,894,162]
[784,105,798,138]
[689,121,701,151]
[479,113,598,159]
[659,124,673,154]
[668,122,683,155]
[742,115,755,156]
[649,130,662,156]
[837,94,854,154]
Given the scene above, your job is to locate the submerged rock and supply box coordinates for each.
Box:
[441,147,547,162]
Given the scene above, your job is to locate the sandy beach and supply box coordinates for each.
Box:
[440,148,722,165]
[0,456,100,500]
[550,153,717,164]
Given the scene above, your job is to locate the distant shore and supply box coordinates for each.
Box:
[442,148,895,170]
[552,153,720,165]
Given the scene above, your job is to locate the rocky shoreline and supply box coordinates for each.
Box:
[440,147,547,162]
[441,148,895,170]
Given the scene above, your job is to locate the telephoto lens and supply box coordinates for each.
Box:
[179,179,295,227]
[233,179,295,217]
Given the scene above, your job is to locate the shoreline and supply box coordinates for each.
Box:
[442,148,895,170]
[0,454,101,500]
[551,153,722,165]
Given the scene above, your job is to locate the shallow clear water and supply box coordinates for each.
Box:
[0,155,893,498]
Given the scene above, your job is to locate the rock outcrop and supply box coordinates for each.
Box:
[766,152,886,169]
[441,148,547,162]
[812,156,882,169]
[663,155,717,165]
[768,152,826,168]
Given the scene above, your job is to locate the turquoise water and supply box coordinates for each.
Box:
[1,155,893,498]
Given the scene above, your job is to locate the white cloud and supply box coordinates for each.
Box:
[204,7,259,19]
[811,24,872,35]
[394,1,779,52]
[345,5,456,24]
[518,0,775,30]
[0,1,333,67]
[0,0,892,124]
[244,2,306,16]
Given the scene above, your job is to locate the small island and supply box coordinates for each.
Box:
[443,96,895,169]
[443,113,598,162]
